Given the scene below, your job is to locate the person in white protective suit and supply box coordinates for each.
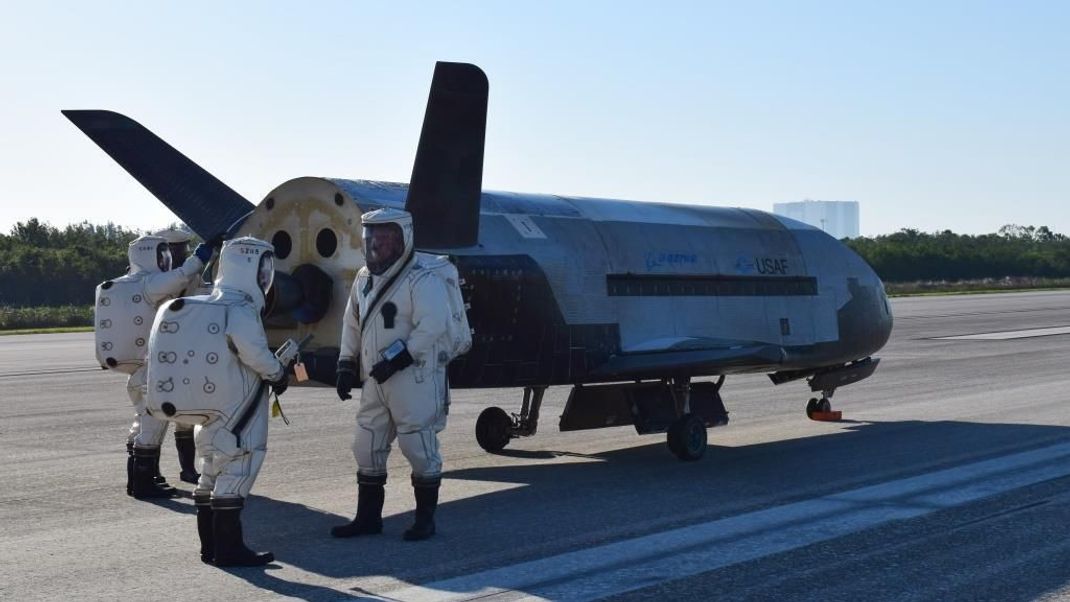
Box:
[152,227,211,484]
[176,237,288,566]
[332,208,455,542]
[95,234,213,499]
[153,227,213,296]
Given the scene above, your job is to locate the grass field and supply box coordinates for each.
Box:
[0,305,93,331]
[885,277,1070,296]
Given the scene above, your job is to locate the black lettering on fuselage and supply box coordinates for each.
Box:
[756,258,788,275]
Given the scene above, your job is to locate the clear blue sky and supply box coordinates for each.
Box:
[2,1,1067,236]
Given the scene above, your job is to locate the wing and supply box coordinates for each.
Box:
[62,110,255,240]
[590,337,785,380]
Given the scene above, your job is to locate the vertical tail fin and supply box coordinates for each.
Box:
[404,62,488,249]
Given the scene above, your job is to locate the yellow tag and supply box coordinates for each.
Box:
[294,361,309,382]
[271,397,291,425]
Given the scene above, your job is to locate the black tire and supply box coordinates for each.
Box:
[805,397,819,419]
[666,414,707,461]
[476,407,513,453]
[817,398,832,413]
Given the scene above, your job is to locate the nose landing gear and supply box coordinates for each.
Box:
[805,389,841,421]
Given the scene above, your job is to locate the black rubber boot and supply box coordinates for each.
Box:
[212,498,274,567]
[131,448,177,499]
[175,429,200,484]
[152,448,171,488]
[126,443,134,497]
[331,473,386,538]
[195,494,214,564]
[403,476,440,541]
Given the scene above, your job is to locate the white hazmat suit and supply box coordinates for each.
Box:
[95,234,206,498]
[333,207,456,541]
[146,236,285,566]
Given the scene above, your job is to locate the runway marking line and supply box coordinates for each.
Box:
[0,366,102,379]
[933,326,1070,340]
[382,440,1070,602]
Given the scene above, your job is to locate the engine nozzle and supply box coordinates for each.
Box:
[264,264,333,326]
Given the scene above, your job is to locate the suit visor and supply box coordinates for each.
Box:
[156,243,172,272]
[363,223,404,275]
[258,252,275,293]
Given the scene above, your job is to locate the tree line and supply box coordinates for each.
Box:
[0,219,143,306]
[1,219,1069,308]
[844,225,1070,282]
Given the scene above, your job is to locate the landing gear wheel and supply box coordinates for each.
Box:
[806,397,832,419]
[476,407,513,453]
[666,414,707,461]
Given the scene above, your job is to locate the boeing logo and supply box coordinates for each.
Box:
[646,251,698,270]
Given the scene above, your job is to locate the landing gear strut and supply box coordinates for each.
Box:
[475,386,546,453]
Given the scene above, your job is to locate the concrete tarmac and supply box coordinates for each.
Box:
[2,290,1070,600]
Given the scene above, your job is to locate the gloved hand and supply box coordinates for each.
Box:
[193,242,214,263]
[370,348,414,384]
[336,359,358,401]
[267,375,289,397]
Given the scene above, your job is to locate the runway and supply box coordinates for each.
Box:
[3,290,1070,601]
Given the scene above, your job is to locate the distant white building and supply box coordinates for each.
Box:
[773,200,860,239]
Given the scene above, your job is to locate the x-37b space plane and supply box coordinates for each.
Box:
[65,62,892,461]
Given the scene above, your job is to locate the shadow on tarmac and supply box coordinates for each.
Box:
[219,420,1070,600]
[139,490,197,515]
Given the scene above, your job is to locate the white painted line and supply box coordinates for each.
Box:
[386,441,1070,602]
[934,326,1070,340]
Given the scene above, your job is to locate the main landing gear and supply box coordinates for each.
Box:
[475,377,728,461]
[475,386,546,453]
[664,375,722,462]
